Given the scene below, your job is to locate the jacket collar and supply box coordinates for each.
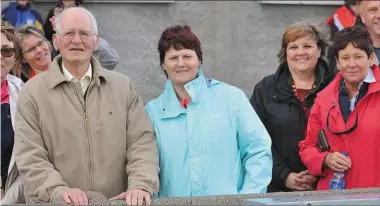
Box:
[160,70,219,119]
[374,52,380,66]
[361,68,376,84]
[5,75,23,177]
[6,74,23,92]
[48,55,108,89]
[273,58,333,103]
[323,64,380,102]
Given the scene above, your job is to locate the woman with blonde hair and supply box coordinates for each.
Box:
[11,24,52,82]
[250,22,335,192]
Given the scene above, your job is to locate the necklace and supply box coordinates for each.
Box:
[292,79,317,101]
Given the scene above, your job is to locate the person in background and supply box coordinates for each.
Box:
[43,0,84,42]
[360,0,380,65]
[10,25,52,82]
[353,0,364,27]
[45,1,119,70]
[250,22,335,192]
[299,26,380,190]
[327,0,363,73]
[327,0,361,40]
[145,24,272,198]
[0,21,25,204]
[14,7,159,205]
[1,0,43,29]
[92,37,120,70]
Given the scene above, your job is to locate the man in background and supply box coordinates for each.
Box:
[360,0,380,65]
[2,0,43,29]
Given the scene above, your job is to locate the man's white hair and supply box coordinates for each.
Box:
[55,7,98,34]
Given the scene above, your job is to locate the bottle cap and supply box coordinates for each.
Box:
[341,152,348,157]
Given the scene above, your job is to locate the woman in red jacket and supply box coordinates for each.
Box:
[299,26,380,190]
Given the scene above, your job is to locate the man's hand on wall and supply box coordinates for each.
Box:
[60,188,89,205]
[110,188,151,205]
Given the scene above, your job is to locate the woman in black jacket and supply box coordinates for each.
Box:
[250,22,335,192]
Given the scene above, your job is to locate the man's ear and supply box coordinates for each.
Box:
[359,4,365,24]
[52,34,59,50]
[94,34,100,52]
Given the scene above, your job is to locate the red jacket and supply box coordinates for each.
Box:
[299,65,380,190]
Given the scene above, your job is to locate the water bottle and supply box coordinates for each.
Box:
[329,152,348,190]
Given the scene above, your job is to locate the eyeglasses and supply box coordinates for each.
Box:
[326,102,358,135]
[58,30,97,41]
[1,47,15,58]
[22,39,47,54]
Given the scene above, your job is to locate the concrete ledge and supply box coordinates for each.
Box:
[5,188,379,205]
[147,188,380,205]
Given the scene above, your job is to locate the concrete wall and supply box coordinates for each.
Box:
[52,187,380,205]
[148,187,380,205]
[2,1,338,101]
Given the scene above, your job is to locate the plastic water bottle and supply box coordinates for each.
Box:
[329,152,348,190]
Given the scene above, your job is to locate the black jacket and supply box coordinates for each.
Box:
[249,59,335,192]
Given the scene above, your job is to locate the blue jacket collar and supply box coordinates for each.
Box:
[160,70,219,119]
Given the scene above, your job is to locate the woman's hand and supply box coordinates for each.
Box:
[50,7,62,32]
[50,16,57,31]
[297,170,317,190]
[285,171,316,191]
[324,152,352,172]
[53,7,63,17]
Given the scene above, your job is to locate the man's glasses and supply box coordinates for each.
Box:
[58,30,96,41]
[326,102,358,135]
[1,47,15,58]
[22,39,46,54]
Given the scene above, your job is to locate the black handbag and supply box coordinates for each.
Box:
[318,129,330,152]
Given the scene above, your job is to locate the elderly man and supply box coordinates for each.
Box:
[14,7,159,206]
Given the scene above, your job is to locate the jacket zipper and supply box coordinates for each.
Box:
[85,83,95,190]
[71,82,96,190]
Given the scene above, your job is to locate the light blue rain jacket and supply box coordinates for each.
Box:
[145,71,272,198]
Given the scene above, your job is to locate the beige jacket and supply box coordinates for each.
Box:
[14,56,160,203]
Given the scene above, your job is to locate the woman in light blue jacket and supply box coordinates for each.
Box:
[145,24,273,198]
